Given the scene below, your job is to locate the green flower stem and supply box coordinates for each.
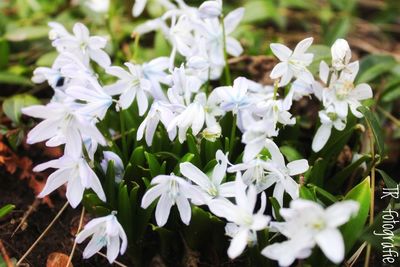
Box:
[229,115,237,158]
[221,15,232,86]
[132,33,141,62]
[273,80,279,100]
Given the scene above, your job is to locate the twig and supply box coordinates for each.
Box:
[12,198,41,237]
[16,201,69,266]
[96,251,128,267]
[346,242,367,267]
[66,207,85,267]
[0,240,13,267]
[377,106,400,127]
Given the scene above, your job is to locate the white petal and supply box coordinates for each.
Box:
[155,193,173,227]
[227,228,248,259]
[287,159,309,176]
[224,7,245,34]
[141,185,164,208]
[180,162,211,190]
[319,61,330,84]
[349,83,373,101]
[176,195,191,225]
[226,37,243,57]
[37,169,69,198]
[270,62,288,79]
[132,0,147,17]
[315,228,344,264]
[82,233,105,259]
[270,43,292,61]
[66,176,84,208]
[292,37,313,57]
[106,236,120,263]
[312,124,332,152]
[325,201,359,228]
[90,49,111,67]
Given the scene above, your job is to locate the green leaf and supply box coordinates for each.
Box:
[308,184,337,204]
[242,1,278,24]
[356,55,397,83]
[5,26,49,42]
[118,184,133,239]
[0,38,9,69]
[323,17,351,45]
[183,206,223,249]
[269,197,283,221]
[0,72,33,86]
[376,169,398,192]
[187,134,201,167]
[105,161,117,208]
[307,45,331,74]
[173,153,195,174]
[36,51,58,67]
[381,76,400,102]
[342,177,371,253]
[299,185,316,201]
[145,152,161,178]
[357,106,385,157]
[280,145,303,162]
[0,204,15,218]
[2,94,40,123]
[329,154,371,191]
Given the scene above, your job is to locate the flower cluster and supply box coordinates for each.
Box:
[24,0,372,265]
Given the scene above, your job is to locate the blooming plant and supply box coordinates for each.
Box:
[22,0,384,266]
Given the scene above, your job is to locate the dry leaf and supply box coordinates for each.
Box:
[46,252,73,267]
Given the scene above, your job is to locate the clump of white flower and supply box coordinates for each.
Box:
[22,0,373,265]
[262,199,359,266]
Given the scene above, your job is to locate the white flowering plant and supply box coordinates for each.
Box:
[6,0,399,266]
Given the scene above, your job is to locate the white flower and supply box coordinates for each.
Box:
[215,77,253,130]
[141,174,203,226]
[261,140,308,206]
[209,173,270,259]
[180,150,235,204]
[331,38,351,71]
[51,22,111,67]
[194,7,244,65]
[270,37,314,86]
[323,61,373,118]
[198,0,222,19]
[22,101,106,158]
[34,154,106,208]
[105,62,151,114]
[228,157,270,193]
[66,77,112,120]
[75,213,127,263]
[32,67,65,89]
[137,101,176,146]
[167,93,207,143]
[141,57,170,101]
[282,79,313,109]
[85,0,110,13]
[167,65,203,105]
[262,199,359,266]
[312,107,346,152]
[101,151,124,183]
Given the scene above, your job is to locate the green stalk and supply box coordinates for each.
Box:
[132,34,141,62]
[229,115,237,158]
[364,126,376,267]
[220,15,232,86]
